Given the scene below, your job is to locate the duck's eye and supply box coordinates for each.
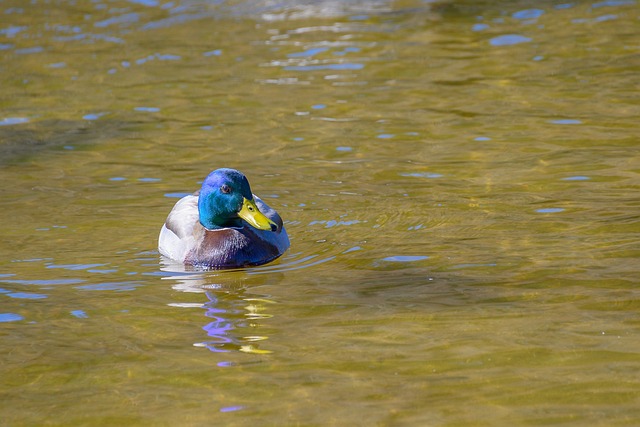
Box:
[220,184,231,194]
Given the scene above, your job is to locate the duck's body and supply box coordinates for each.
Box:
[158,169,289,269]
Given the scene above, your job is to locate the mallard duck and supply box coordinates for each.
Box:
[159,168,289,269]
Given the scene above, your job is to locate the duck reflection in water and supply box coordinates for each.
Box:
[161,266,278,354]
[200,290,274,354]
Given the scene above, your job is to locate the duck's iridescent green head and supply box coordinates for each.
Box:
[198,168,277,231]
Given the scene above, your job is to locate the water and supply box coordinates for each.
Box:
[1,0,639,425]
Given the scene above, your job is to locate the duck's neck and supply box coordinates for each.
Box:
[199,216,242,230]
[198,199,242,230]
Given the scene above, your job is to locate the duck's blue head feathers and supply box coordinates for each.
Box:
[197,168,276,231]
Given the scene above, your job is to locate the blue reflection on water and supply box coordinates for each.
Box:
[284,63,364,71]
[400,172,443,179]
[136,53,181,65]
[15,46,44,55]
[0,288,43,300]
[333,46,361,55]
[94,12,140,28]
[549,119,582,124]
[342,246,362,254]
[0,313,24,323]
[201,292,237,352]
[87,268,118,274]
[513,9,545,20]
[83,112,108,120]
[288,47,328,58]
[593,14,618,21]
[203,49,222,56]
[6,292,47,299]
[592,0,635,7]
[220,405,245,413]
[0,117,29,126]
[309,219,363,228]
[0,26,26,37]
[36,225,67,231]
[128,0,159,7]
[382,256,429,262]
[536,208,565,213]
[490,34,532,46]
[70,310,89,319]
[562,176,590,181]
[134,107,160,112]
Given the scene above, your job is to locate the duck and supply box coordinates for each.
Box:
[159,168,289,269]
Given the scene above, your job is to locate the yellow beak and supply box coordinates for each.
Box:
[238,197,277,231]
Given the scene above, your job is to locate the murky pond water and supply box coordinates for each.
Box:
[1,0,639,425]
